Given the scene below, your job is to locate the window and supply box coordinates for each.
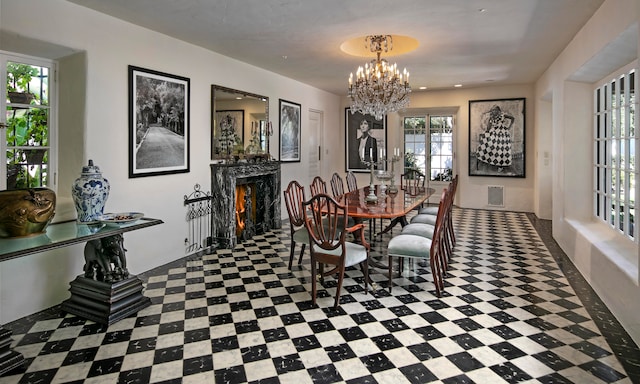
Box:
[2,53,55,190]
[403,114,454,181]
[594,68,638,240]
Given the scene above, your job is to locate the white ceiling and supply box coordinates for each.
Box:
[67,0,606,96]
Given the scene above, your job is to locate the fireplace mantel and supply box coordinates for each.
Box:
[211,161,281,248]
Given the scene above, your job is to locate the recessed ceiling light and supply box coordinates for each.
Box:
[478,8,486,13]
[454,84,462,88]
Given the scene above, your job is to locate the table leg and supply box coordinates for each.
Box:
[61,234,151,325]
[376,215,408,237]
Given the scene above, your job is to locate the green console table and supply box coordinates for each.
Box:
[0,217,163,376]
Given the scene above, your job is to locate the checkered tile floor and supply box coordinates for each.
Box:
[3,208,639,383]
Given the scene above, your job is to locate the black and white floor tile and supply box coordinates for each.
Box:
[2,208,639,383]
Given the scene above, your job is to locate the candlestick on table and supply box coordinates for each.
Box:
[361,153,383,203]
[387,154,401,194]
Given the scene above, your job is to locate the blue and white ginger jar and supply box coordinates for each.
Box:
[72,159,110,223]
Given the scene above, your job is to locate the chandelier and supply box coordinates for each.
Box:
[348,35,411,120]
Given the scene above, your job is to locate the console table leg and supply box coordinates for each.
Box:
[0,325,24,376]
[61,275,151,325]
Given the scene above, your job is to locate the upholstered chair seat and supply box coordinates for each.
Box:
[410,214,437,225]
[401,223,435,238]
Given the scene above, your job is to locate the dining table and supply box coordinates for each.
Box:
[336,185,435,238]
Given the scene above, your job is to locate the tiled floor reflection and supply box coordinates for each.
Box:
[3,208,639,383]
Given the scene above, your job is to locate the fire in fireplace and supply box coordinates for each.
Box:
[235,183,256,240]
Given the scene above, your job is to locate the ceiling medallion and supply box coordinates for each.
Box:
[347,35,412,120]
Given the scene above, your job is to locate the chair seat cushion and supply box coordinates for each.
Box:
[292,227,310,244]
[315,241,368,267]
[410,214,437,225]
[418,206,438,215]
[388,234,432,259]
[401,223,435,238]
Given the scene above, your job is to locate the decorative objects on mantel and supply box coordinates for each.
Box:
[344,35,416,120]
[72,160,110,223]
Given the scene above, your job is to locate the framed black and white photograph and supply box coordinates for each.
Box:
[214,110,244,156]
[345,108,387,173]
[129,65,190,178]
[279,99,301,162]
[468,98,525,178]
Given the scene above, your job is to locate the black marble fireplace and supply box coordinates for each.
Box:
[211,161,281,248]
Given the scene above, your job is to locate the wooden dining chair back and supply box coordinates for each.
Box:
[283,180,309,269]
[346,171,358,192]
[444,175,458,247]
[401,169,426,196]
[330,172,345,198]
[415,174,458,251]
[310,176,328,197]
[303,193,370,308]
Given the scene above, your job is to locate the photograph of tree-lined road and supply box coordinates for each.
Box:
[129,66,190,177]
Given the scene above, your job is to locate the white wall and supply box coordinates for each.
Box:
[0,0,340,324]
[535,0,640,344]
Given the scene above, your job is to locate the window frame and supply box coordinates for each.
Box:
[1,51,57,191]
[402,109,456,182]
[593,62,638,242]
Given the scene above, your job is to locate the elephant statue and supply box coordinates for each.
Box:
[83,234,129,282]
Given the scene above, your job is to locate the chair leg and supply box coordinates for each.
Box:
[298,243,306,264]
[388,255,393,293]
[449,217,456,246]
[310,257,318,306]
[430,253,442,297]
[288,241,297,270]
[363,259,369,295]
[334,265,346,309]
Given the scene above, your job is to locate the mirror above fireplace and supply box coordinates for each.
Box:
[211,85,269,160]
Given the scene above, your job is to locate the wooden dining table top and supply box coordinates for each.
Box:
[335,186,435,219]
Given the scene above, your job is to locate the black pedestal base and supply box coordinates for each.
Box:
[0,326,24,376]
[61,275,151,325]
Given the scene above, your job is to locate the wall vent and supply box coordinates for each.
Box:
[487,185,504,207]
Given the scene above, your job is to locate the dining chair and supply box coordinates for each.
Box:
[386,189,448,296]
[330,172,345,198]
[402,185,454,271]
[401,169,426,195]
[417,174,458,249]
[283,180,310,270]
[303,193,370,308]
[310,176,328,196]
[346,171,358,192]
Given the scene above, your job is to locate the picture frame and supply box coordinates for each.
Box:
[345,108,387,173]
[214,110,245,156]
[129,65,190,178]
[468,98,525,178]
[279,99,301,162]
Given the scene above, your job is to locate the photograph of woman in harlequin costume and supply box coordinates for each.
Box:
[469,98,525,178]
